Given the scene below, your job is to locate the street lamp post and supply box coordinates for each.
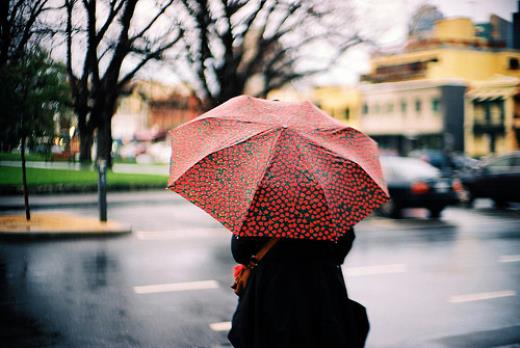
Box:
[97,159,107,222]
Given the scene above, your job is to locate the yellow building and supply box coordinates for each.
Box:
[365,18,520,84]
[311,86,362,129]
[361,16,520,156]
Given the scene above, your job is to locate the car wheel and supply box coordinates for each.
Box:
[429,208,443,219]
[380,199,402,219]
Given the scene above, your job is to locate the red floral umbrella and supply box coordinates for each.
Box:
[168,95,389,241]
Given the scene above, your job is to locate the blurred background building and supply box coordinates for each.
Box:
[110,80,203,163]
[299,4,520,158]
[358,9,520,157]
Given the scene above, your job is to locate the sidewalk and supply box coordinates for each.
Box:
[0,212,131,239]
[0,190,182,211]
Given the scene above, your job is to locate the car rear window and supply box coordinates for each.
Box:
[381,157,441,181]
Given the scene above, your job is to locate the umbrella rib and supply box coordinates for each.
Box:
[294,140,339,241]
[298,132,388,198]
[235,128,285,235]
[185,115,274,129]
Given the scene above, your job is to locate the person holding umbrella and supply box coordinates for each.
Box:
[168,96,389,348]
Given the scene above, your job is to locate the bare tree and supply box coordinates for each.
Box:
[175,0,363,108]
[0,0,51,67]
[60,0,183,165]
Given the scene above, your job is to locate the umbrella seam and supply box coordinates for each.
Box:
[235,128,285,235]
[294,137,339,241]
[185,115,274,129]
[297,132,389,198]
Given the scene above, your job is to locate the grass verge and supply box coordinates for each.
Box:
[0,166,168,194]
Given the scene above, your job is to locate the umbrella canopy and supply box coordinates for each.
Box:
[168,95,389,241]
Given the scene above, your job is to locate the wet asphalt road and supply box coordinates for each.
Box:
[0,193,519,348]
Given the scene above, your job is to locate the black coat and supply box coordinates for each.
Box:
[228,228,368,348]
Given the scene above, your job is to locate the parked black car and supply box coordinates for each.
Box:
[378,156,462,218]
[459,151,520,207]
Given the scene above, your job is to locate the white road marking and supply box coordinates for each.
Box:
[499,255,520,263]
[343,264,407,277]
[134,280,219,294]
[449,290,516,303]
[135,228,226,240]
[209,321,232,332]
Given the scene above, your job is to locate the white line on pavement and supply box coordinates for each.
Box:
[135,229,226,240]
[209,322,232,332]
[134,280,219,294]
[499,255,520,263]
[449,290,516,303]
[343,264,407,277]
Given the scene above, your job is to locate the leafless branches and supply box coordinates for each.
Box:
[57,0,184,163]
[0,0,52,67]
[176,0,363,107]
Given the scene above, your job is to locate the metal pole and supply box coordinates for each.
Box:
[21,135,30,221]
[97,159,107,222]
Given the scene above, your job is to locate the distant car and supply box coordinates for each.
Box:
[378,156,462,218]
[459,151,520,207]
[408,149,479,176]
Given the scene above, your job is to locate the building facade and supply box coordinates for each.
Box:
[359,80,466,155]
[311,86,362,129]
[358,13,520,156]
[111,80,203,141]
[465,76,520,156]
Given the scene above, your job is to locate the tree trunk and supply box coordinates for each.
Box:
[79,129,94,164]
[96,113,113,168]
[20,135,30,221]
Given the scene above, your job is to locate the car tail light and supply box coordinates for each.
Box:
[411,181,430,194]
[452,179,463,192]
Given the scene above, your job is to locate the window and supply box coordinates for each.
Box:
[415,99,422,112]
[344,108,350,120]
[386,103,394,113]
[431,98,441,113]
[400,100,407,113]
[362,103,368,114]
[509,57,519,70]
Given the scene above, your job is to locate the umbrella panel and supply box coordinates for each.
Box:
[170,128,388,241]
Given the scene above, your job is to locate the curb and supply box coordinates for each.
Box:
[0,212,132,241]
[0,228,132,241]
